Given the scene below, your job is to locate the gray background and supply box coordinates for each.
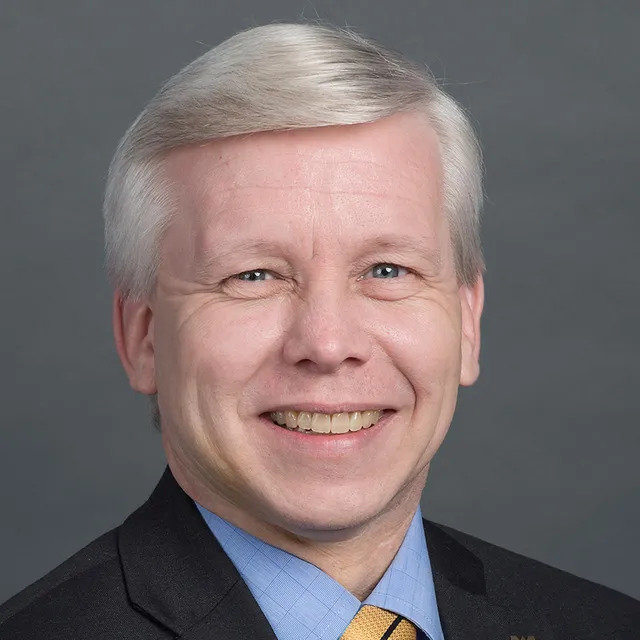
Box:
[1,0,638,603]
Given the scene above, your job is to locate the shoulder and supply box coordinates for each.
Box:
[0,529,165,639]
[427,519,640,635]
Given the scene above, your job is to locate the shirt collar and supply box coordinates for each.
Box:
[364,507,443,638]
[195,502,444,640]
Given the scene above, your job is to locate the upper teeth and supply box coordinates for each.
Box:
[269,410,383,434]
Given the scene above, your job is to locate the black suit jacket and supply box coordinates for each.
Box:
[1,467,638,639]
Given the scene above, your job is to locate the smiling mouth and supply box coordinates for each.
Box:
[266,410,385,434]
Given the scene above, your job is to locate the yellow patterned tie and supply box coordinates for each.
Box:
[340,605,417,639]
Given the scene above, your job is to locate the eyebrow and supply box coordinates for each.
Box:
[194,233,442,278]
[194,240,294,279]
[359,234,443,270]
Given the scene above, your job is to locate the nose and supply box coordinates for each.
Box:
[281,280,372,374]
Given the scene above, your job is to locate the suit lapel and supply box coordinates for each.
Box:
[177,580,279,640]
[424,520,556,640]
[118,467,277,639]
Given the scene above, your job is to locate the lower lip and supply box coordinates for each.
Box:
[256,411,395,457]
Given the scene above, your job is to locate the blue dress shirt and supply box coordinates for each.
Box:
[195,502,445,640]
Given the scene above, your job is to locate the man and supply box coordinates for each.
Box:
[0,22,637,640]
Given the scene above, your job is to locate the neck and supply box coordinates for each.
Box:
[178,466,429,600]
[282,505,419,600]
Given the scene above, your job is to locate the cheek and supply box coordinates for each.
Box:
[374,300,462,393]
[160,299,284,395]
[154,300,285,461]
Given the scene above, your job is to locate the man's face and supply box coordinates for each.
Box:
[139,112,482,536]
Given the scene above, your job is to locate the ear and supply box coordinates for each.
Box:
[458,274,484,387]
[112,291,157,395]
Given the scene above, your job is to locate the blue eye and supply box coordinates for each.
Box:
[235,270,274,282]
[366,263,408,278]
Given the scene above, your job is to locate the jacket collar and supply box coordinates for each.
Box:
[424,520,555,639]
[118,466,277,639]
[119,467,554,639]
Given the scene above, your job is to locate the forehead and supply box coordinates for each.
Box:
[161,112,446,266]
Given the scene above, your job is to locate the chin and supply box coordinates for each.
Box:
[260,482,398,538]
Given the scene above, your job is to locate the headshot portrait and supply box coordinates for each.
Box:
[1,2,638,639]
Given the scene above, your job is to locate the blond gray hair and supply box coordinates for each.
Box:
[104,22,484,302]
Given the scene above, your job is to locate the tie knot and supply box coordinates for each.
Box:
[340,605,417,639]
